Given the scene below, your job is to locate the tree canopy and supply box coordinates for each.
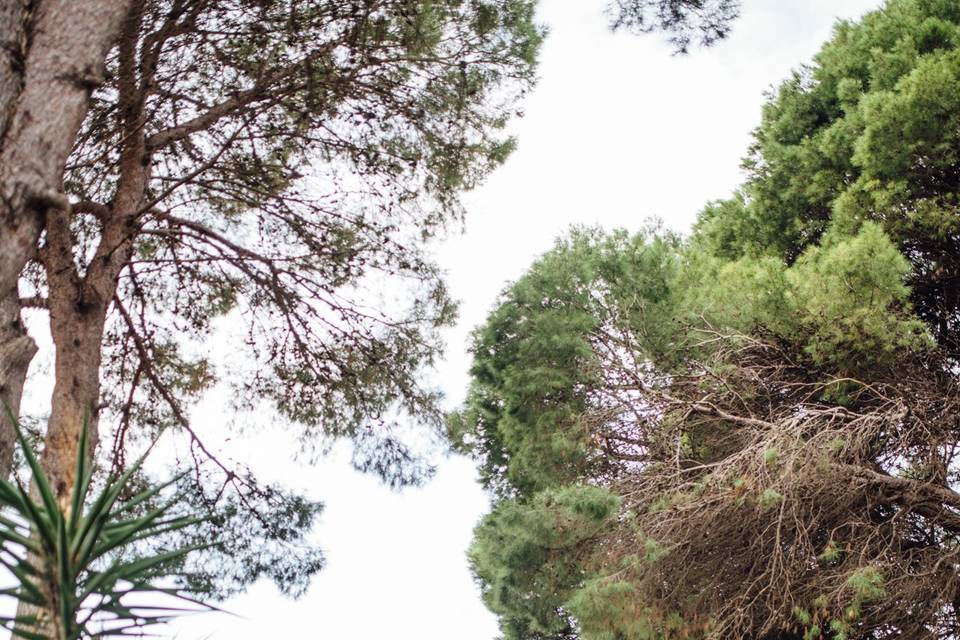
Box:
[608,0,740,52]
[696,0,960,352]
[453,1,960,638]
[0,0,543,610]
[0,0,749,628]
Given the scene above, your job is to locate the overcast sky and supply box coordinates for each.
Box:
[2,1,882,639]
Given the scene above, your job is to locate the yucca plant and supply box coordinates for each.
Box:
[0,412,217,639]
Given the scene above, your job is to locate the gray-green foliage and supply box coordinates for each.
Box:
[81,0,546,484]
[150,469,325,600]
[609,0,741,52]
[51,0,547,601]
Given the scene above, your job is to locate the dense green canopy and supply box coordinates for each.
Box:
[453,1,960,638]
[696,0,960,352]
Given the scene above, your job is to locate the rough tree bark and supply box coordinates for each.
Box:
[0,1,28,139]
[0,0,35,481]
[0,1,131,481]
[0,1,132,634]
[40,0,146,506]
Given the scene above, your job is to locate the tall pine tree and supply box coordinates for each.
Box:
[454,2,960,637]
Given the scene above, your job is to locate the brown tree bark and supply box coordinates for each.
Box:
[16,1,149,624]
[0,0,35,480]
[0,1,133,635]
[38,0,147,505]
[0,0,131,481]
[0,0,28,139]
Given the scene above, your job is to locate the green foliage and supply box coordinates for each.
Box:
[762,448,779,468]
[846,566,886,604]
[686,222,931,371]
[787,223,931,367]
[469,486,620,640]
[0,415,215,639]
[454,220,930,636]
[680,249,794,338]
[695,0,960,350]
[566,564,691,640]
[73,0,548,504]
[450,227,681,497]
[830,618,852,640]
[452,2,960,637]
[565,578,651,640]
[757,488,783,511]
[819,540,842,564]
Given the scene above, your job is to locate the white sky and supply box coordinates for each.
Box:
[2,1,882,638]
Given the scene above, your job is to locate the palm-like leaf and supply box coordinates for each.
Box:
[0,412,218,639]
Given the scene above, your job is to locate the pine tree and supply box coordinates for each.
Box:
[454,2,960,637]
[1,0,542,628]
[0,0,741,630]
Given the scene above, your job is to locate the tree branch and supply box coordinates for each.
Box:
[72,199,111,221]
[18,296,47,309]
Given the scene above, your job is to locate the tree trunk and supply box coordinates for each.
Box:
[0,1,133,635]
[16,206,118,635]
[0,0,28,140]
[0,0,34,480]
[0,0,131,482]
[38,0,152,497]
[0,310,36,474]
[44,283,108,503]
